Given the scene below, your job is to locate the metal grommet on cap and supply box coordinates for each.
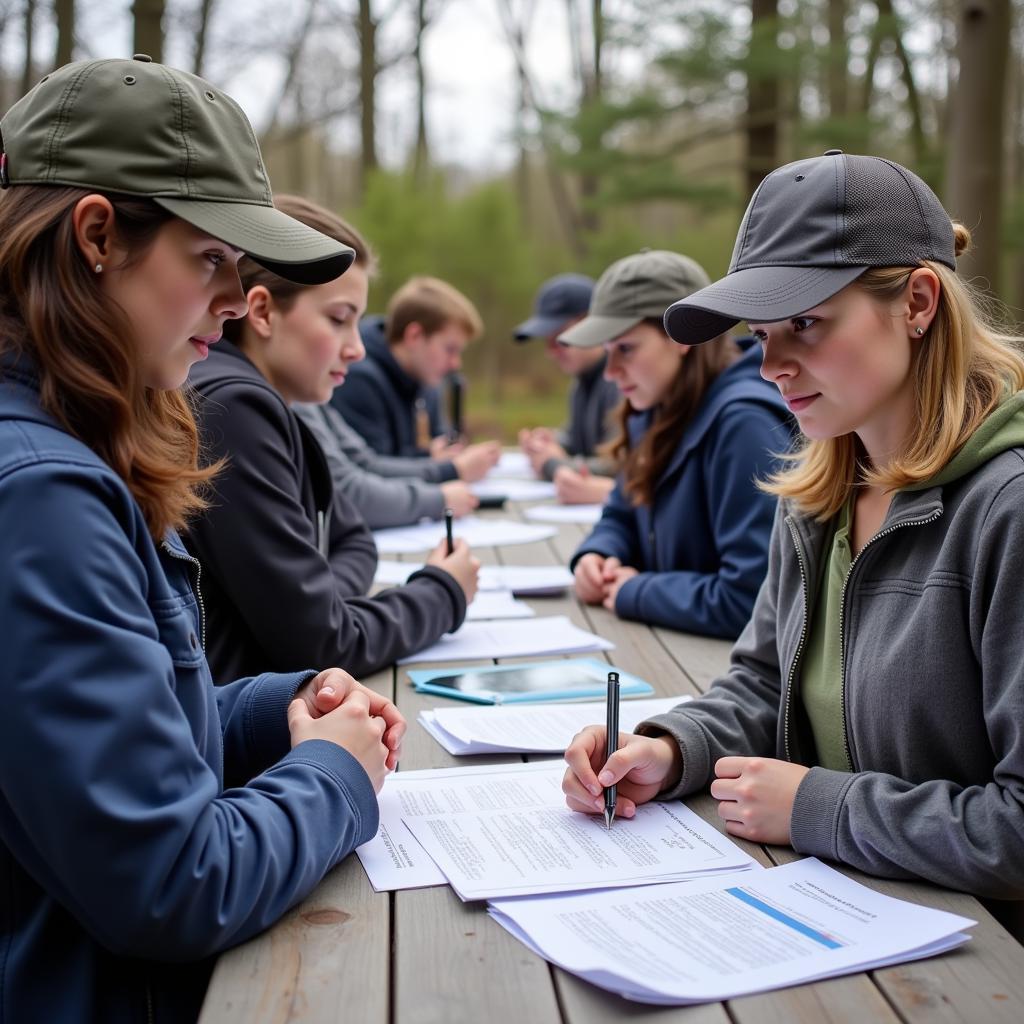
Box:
[823,148,843,156]
[133,53,153,62]
[204,90,216,102]
[123,75,136,85]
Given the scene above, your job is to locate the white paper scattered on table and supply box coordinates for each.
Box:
[525,504,604,525]
[397,615,613,664]
[375,560,573,596]
[399,762,759,901]
[372,516,555,553]
[356,762,560,892]
[489,451,536,480]
[472,479,557,501]
[420,695,692,754]
[464,589,535,621]
[488,858,975,1005]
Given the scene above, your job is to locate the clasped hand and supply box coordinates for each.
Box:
[289,668,407,793]
[573,553,638,611]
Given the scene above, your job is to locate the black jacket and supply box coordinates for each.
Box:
[187,341,466,682]
[330,316,448,457]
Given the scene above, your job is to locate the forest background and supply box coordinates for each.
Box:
[0,1,1017,439]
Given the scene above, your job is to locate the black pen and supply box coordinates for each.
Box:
[444,507,455,556]
[604,670,620,829]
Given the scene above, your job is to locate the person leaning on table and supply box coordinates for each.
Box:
[568,249,791,639]
[0,57,405,1023]
[563,151,1024,935]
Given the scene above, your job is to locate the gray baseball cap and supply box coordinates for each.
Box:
[559,249,710,348]
[513,273,594,341]
[663,150,956,344]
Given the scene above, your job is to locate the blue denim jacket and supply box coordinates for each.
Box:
[0,356,378,1023]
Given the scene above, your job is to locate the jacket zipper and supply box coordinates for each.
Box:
[835,507,942,771]
[161,542,207,651]
[783,516,811,762]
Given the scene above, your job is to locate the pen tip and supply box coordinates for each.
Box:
[604,808,614,830]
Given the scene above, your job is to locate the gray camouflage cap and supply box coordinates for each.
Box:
[663,150,956,345]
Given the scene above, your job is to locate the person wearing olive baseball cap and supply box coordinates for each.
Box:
[564,249,791,639]
[0,59,399,1024]
[563,152,1024,905]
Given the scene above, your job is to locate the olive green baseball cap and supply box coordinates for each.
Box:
[558,249,711,348]
[0,56,353,285]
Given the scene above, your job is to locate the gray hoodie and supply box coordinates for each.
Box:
[639,393,1024,902]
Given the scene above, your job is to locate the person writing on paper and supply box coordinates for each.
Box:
[513,274,621,500]
[330,276,500,480]
[569,250,790,639]
[563,151,1024,913]
[187,197,479,682]
[0,58,404,1023]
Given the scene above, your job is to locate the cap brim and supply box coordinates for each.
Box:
[558,314,641,348]
[512,314,567,342]
[663,265,868,344]
[154,197,355,285]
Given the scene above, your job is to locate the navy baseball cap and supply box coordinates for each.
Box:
[663,150,957,344]
[513,273,594,341]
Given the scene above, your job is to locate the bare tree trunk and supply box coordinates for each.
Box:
[828,0,847,117]
[875,0,925,164]
[411,0,429,182]
[132,0,165,64]
[747,0,780,198]
[945,0,1011,290]
[358,0,379,196]
[192,0,217,77]
[20,0,36,97]
[55,0,74,68]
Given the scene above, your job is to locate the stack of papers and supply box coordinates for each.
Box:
[471,479,557,501]
[356,762,758,899]
[375,560,573,596]
[489,858,975,1005]
[525,504,605,525]
[373,517,555,553]
[463,590,534,621]
[419,695,691,753]
[397,615,613,664]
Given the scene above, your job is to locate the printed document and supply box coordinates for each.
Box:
[472,479,557,501]
[397,615,614,664]
[373,516,555,553]
[375,560,573,595]
[464,589,535,621]
[397,762,758,900]
[488,858,975,1004]
[525,504,604,525]
[420,695,692,754]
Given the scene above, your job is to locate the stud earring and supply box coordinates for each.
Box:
[94,263,103,273]
[914,326,924,336]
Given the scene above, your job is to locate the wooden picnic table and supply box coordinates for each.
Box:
[200,502,1024,1024]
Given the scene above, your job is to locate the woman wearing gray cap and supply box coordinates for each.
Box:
[0,59,403,1021]
[563,151,1024,915]
[564,249,791,639]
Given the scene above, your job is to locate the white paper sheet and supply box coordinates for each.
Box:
[397,615,613,664]
[372,516,555,553]
[398,762,758,900]
[355,762,560,892]
[464,589,535,621]
[420,695,692,754]
[488,451,536,480]
[471,479,558,501]
[375,560,573,596]
[524,504,604,525]
[488,858,975,1005]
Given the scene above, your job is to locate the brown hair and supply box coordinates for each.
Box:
[607,319,739,506]
[0,185,220,538]
[222,194,376,345]
[385,276,483,344]
[761,223,1024,520]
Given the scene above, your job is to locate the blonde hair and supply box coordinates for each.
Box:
[386,276,483,343]
[762,223,1024,520]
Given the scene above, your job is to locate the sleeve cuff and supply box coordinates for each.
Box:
[613,574,647,619]
[541,456,570,481]
[406,564,467,630]
[245,670,319,767]
[790,766,857,860]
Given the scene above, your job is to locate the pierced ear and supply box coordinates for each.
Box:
[905,268,940,336]
[245,286,275,339]
[71,194,118,273]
